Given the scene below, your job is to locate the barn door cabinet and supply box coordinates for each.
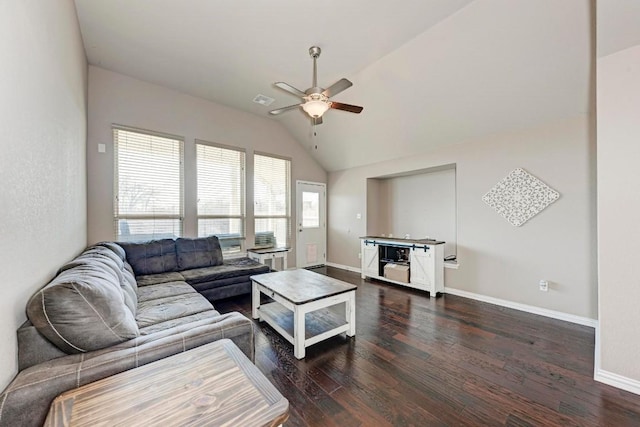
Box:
[360,236,445,297]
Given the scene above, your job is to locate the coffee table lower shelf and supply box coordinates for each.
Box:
[258,302,350,350]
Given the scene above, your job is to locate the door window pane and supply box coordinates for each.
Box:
[302,191,320,228]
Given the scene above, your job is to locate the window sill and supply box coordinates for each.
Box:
[444,261,459,270]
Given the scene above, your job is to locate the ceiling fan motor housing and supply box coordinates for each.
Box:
[306,86,325,95]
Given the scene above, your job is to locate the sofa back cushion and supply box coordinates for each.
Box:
[27,258,139,354]
[176,236,224,270]
[119,239,178,276]
[59,245,138,314]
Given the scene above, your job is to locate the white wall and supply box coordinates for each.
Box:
[596,43,640,390]
[0,0,87,388]
[329,115,596,320]
[87,66,326,265]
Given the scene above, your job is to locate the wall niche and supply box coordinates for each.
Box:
[366,163,457,258]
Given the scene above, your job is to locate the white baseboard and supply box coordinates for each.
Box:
[595,368,640,396]
[323,264,597,328]
[326,262,361,274]
[444,287,597,328]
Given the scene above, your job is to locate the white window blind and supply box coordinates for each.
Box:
[197,141,245,253]
[113,126,184,242]
[254,153,291,248]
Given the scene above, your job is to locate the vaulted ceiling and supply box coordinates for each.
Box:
[75,0,595,172]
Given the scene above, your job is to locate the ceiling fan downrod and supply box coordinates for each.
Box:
[309,46,321,90]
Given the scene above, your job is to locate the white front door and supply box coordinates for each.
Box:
[296,181,326,268]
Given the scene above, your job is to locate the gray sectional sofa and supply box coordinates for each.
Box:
[0,236,269,427]
[119,236,270,302]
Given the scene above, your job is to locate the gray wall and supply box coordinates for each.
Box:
[596,29,640,386]
[87,66,327,266]
[0,0,87,388]
[329,115,596,319]
[372,167,457,257]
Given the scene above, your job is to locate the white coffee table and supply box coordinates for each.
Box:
[251,269,356,359]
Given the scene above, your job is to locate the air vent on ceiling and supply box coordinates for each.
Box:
[253,94,275,106]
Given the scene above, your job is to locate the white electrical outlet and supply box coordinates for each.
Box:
[539,280,549,292]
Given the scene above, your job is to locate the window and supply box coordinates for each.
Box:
[254,153,291,248]
[196,141,245,253]
[113,126,184,242]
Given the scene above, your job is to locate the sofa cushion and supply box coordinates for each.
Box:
[61,246,138,315]
[190,274,255,292]
[137,281,197,303]
[80,248,138,313]
[175,236,223,270]
[180,257,269,285]
[135,293,214,329]
[138,310,221,335]
[27,262,139,354]
[135,271,185,287]
[96,241,127,261]
[119,239,178,276]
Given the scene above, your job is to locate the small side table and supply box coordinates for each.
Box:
[44,339,289,427]
[247,247,290,271]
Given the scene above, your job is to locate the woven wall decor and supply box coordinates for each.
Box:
[482,168,560,227]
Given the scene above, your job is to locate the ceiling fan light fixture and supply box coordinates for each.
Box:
[302,99,330,118]
[302,93,330,118]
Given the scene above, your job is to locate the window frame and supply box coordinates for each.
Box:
[113,125,185,242]
[195,139,246,253]
[253,151,292,249]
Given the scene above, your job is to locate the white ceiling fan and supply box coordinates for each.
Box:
[269,46,363,125]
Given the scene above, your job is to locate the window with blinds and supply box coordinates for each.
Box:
[113,127,184,242]
[196,141,245,253]
[254,153,291,248]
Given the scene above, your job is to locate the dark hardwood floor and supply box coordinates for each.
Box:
[215,266,640,426]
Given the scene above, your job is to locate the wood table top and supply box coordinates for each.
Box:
[251,269,357,304]
[44,339,289,427]
[247,247,290,254]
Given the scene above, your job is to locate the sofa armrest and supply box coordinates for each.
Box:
[0,312,253,427]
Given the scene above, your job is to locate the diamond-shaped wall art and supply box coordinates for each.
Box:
[482,168,560,227]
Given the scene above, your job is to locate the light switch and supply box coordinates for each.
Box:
[98,143,106,153]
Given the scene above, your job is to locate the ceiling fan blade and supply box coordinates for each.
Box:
[330,102,363,114]
[322,78,353,98]
[311,116,323,126]
[269,104,302,115]
[274,82,306,98]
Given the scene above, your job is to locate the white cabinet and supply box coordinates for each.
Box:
[360,237,444,297]
[410,245,444,295]
[361,240,379,278]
